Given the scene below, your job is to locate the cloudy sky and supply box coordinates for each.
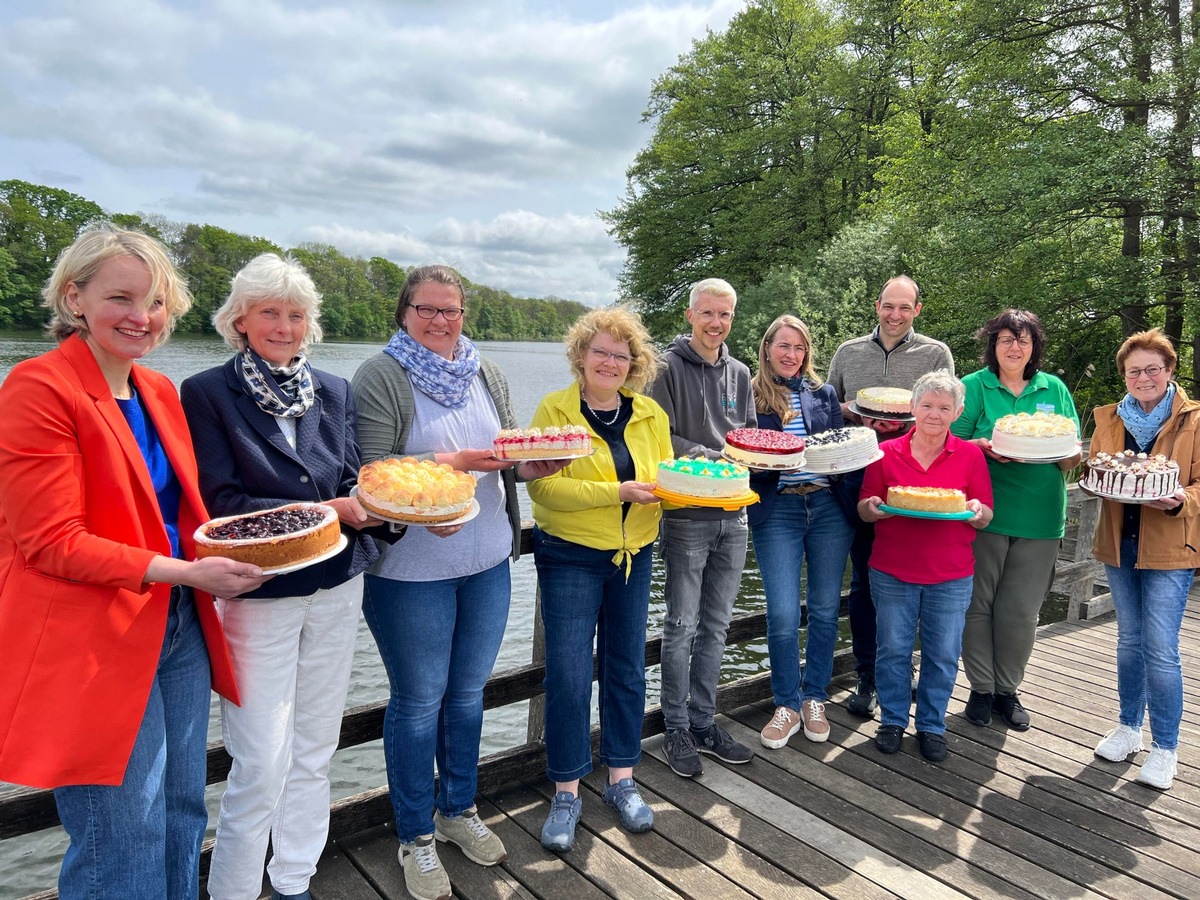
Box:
[0,0,743,305]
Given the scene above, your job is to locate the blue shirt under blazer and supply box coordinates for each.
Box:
[181,358,379,599]
[747,380,859,528]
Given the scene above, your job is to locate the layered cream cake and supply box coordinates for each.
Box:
[723,428,806,469]
[657,458,750,499]
[856,387,913,417]
[194,503,341,569]
[493,425,591,459]
[357,457,477,523]
[990,412,1078,459]
[886,486,967,513]
[1080,451,1180,500]
[803,427,879,473]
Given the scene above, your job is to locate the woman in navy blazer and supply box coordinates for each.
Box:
[181,254,381,900]
[749,315,856,752]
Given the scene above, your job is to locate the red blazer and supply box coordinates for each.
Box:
[0,335,238,788]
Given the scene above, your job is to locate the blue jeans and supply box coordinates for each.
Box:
[533,529,654,782]
[751,490,854,709]
[363,564,510,843]
[1105,537,1194,750]
[870,570,972,734]
[54,587,212,900]
[659,515,749,732]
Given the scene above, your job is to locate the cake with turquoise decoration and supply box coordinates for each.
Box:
[656,457,750,498]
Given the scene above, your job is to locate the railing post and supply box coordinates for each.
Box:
[526,581,546,744]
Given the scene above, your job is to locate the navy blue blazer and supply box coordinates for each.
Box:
[748,381,859,528]
[181,358,379,599]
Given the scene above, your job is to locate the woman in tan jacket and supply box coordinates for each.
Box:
[1088,329,1199,790]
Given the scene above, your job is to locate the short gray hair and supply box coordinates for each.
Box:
[689,277,737,309]
[911,369,964,409]
[212,253,324,352]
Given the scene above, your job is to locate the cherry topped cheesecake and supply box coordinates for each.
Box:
[723,428,807,469]
[194,503,341,570]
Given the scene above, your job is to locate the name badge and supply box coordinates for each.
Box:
[1036,403,1056,414]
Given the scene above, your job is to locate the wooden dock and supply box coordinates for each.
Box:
[310,584,1200,900]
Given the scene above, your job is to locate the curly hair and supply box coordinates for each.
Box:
[564,306,662,393]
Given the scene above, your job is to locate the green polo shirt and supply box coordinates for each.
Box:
[951,368,1080,540]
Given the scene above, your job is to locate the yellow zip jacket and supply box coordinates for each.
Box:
[527,383,672,571]
[1090,383,1200,569]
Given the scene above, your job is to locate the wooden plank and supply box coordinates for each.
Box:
[433,801,538,900]
[309,844,384,900]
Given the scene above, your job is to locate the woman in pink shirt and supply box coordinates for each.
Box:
[858,370,993,762]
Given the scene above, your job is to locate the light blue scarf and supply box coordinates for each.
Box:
[1117,382,1175,451]
[383,328,480,409]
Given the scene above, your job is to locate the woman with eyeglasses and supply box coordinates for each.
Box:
[950,310,1081,733]
[1087,328,1198,791]
[525,307,671,853]
[351,265,564,900]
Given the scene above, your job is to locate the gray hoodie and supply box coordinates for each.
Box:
[649,335,756,521]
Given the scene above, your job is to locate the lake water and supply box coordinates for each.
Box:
[0,332,771,899]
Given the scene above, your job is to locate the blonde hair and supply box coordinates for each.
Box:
[751,314,822,424]
[564,306,662,393]
[212,253,324,352]
[689,277,737,308]
[43,226,192,345]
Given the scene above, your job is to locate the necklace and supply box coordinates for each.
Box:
[584,394,621,426]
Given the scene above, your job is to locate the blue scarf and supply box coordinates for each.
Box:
[383,328,480,409]
[1117,382,1175,451]
[237,349,315,418]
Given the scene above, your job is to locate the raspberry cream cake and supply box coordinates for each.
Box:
[657,458,750,498]
[886,486,967,513]
[357,457,477,523]
[194,503,341,570]
[803,427,880,473]
[990,411,1078,459]
[493,425,591,459]
[856,387,913,417]
[1081,451,1180,500]
[723,428,806,469]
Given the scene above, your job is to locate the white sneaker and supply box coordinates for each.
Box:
[760,706,802,749]
[1136,745,1178,790]
[1094,724,1144,761]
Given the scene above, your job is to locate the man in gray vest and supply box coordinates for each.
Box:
[827,275,955,717]
[651,278,757,777]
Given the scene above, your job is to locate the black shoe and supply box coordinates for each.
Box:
[691,722,754,764]
[964,690,993,726]
[916,731,948,762]
[875,724,904,754]
[993,692,1031,731]
[847,672,878,717]
[664,728,704,777]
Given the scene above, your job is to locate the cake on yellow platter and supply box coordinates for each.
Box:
[886,486,967,514]
[357,457,477,524]
[656,457,750,499]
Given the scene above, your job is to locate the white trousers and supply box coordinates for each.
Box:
[207,575,363,899]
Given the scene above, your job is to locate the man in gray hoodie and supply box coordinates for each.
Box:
[650,278,757,777]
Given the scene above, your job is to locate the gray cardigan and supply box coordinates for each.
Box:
[351,352,524,560]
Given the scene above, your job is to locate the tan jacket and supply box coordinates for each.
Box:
[1090,384,1200,569]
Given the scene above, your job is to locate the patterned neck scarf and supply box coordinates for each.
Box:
[237,349,315,418]
[774,374,809,393]
[1117,382,1176,451]
[383,328,480,409]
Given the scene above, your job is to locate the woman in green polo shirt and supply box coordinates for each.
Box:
[951,309,1081,731]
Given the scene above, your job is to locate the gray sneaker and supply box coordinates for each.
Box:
[434,807,507,866]
[664,728,704,777]
[692,722,754,764]
[398,836,451,900]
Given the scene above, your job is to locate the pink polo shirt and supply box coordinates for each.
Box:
[860,431,993,583]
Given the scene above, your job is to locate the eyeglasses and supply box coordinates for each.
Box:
[588,346,632,365]
[771,342,806,355]
[694,309,734,323]
[1125,365,1165,380]
[408,304,464,321]
[996,336,1032,349]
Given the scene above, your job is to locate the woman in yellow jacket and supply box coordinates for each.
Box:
[527,307,671,853]
[1089,329,1200,791]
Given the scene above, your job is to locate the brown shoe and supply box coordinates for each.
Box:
[802,699,830,743]
[760,706,801,749]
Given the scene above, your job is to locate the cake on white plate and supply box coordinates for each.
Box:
[990,411,1078,459]
[357,457,477,523]
[723,428,806,469]
[1080,451,1180,501]
[856,387,912,417]
[194,503,341,570]
[803,427,879,473]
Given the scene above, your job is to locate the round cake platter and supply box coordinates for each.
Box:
[847,401,914,423]
[720,450,807,472]
[991,441,1082,464]
[1076,482,1170,506]
[651,485,760,510]
[492,448,596,463]
[801,448,885,475]
[350,487,483,527]
[877,504,976,521]
[260,534,349,576]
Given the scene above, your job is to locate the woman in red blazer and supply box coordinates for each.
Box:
[0,228,268,900]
